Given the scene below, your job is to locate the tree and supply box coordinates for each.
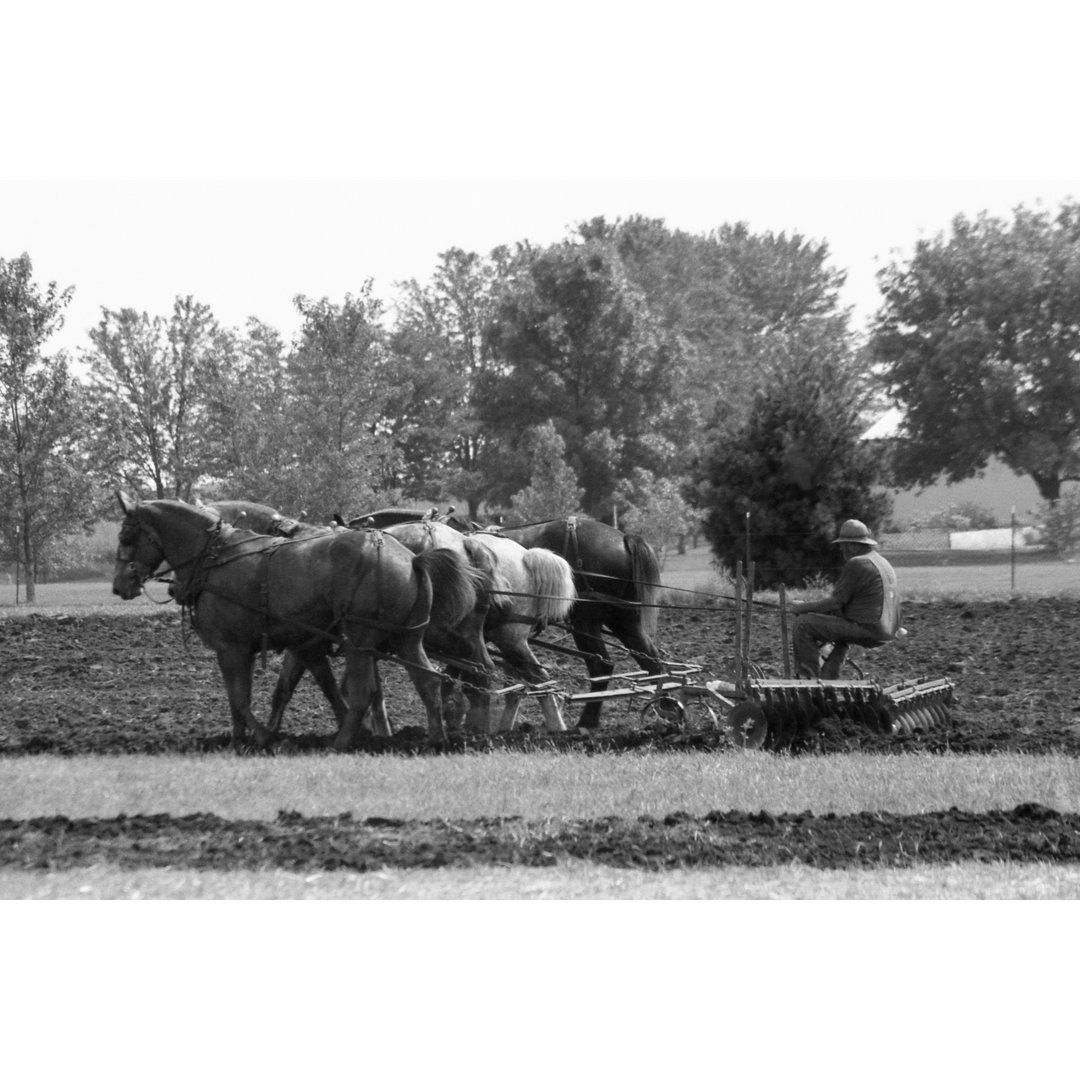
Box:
[0,254,93,602]
[198,318,293,503]
[689,326,891,588]
[391,247,517,513]
[83,296,222,499]
[615,468,699,562]
[871,200,1080,503]
[482,237,680,516]
[504,421,585,524]
[282,287,401,517]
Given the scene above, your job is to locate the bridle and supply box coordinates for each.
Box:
[117,512,226,602]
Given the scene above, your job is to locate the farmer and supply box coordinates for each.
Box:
[788,519,903,679]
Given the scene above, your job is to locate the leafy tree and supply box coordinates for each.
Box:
[391,247,519,513]
[0,254,93,601]
[872,200,1080,503]
[615,467,700,562]
[504,421,585,524]
[283,287,401,517]
[82,296,222,499]
[576,216,851,481]
[198,318,293,504]
[482,237,680,515]
[689,326,891,588]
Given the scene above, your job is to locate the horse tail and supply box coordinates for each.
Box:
[413,547,477,631]
[625,533,662,637]
[522,548,577,622]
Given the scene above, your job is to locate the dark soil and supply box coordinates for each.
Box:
[3,599,1080,873]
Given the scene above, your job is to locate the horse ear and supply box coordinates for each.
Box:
[116,491,137,516]
[333,512,346,527]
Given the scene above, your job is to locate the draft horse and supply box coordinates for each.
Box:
[364,517,578,732]
[207,501,494,736]
[357,509,665,729]
[497,517,664,728]
[112,493,476,750]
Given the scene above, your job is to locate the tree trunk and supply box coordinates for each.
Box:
[20,529,35,604]
[1032,472,1062,504]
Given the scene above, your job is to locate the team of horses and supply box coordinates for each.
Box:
[112,492,664,751]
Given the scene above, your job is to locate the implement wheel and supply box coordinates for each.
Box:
[641,695,686,728]
[728,701,768,749]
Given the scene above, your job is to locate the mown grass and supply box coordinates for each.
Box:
[3,751,1079,821]
[3,751,1079,899]
[5,862,1080,900]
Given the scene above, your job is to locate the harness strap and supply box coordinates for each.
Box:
[258,544,277,671]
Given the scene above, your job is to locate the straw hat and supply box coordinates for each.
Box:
[832,519,878,546]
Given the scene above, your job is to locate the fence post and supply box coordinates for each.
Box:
[734,561,743,686]
[778,582,790,677]
[1010,506,1016,593]
[743,559,755,673]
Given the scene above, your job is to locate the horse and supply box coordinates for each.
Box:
[443,530,577,733]
[203,500,355,736]
[496,517,664,728]
[205,500,493,738]
[379,518,500,731]
[112,493,477,751]
[353,509,665,728]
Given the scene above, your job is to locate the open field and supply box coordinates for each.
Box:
[4,559,1080,896]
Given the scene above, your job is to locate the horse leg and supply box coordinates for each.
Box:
[446,661,493,733]
[496,689,523,733]
[608,610,663,675]
[572,615,613,729]
[333,644,378,752]
[395,638,448,746]
[215,648,274,752]
[268,647,346,734]
[365,664,393,738]
[492,636,562,733]
[535,691,567,733]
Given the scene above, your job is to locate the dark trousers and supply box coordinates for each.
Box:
[792,613,885,678]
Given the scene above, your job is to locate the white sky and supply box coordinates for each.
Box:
[4,1,1079,356]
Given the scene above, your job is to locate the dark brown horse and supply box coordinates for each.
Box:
[497,518,663,728]
[112,493,476,750]
[206,500,494,736]
[353,509,664,728]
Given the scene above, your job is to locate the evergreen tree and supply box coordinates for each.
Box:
[689,327,890,588]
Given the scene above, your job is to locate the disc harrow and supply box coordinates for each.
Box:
[727,675,955,749]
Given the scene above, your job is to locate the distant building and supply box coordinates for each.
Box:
[863,408,1042,526]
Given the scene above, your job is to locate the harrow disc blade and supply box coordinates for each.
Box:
[728,702,768,750]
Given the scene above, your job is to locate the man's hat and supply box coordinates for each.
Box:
[832,519,878,546]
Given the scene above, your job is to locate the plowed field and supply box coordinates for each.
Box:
[3,599,1080,873]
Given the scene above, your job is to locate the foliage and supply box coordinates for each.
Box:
[392,248,516,514]
[504,421,585,524]
[616,467,700,561]
[197,317,291,504]
[871,199,1080,503]
[689,324,892,588]
[276,287,402,518]
[0,253,95,599]
[903,501,1000,532]
[82,296,222,500]
[1037,486,1080,558]
[482,236,682,515]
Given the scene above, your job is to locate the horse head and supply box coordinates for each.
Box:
[112,492,167,599]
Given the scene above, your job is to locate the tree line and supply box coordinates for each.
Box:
[4,200,1080,599]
